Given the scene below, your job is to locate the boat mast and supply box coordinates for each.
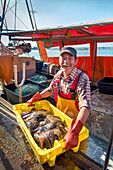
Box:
[29,0,37,30]
[25,0,35,30]
[25,0,42,59]
[0,0,7,40]
[14,0,17,31]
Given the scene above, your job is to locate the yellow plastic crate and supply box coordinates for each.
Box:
[13,100,89,167]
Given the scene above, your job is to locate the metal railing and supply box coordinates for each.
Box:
[14,63,25,103]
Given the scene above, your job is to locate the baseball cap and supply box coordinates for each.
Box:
[60,47,77,59]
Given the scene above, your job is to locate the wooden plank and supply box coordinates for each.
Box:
[42,150,103,170]
[0,104,17,124]
[66,150,103,170]
[0,97,13,112]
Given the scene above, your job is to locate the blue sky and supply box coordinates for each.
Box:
[31,0,113,28]
[1,0,113,45]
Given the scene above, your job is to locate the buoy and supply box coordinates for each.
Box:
[44,39,52,49]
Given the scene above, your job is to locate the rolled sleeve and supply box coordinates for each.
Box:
[47,70,61,94]
[47,79,54,93]
[77,73,91,113]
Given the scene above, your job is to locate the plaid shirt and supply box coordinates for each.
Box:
[48,67,91,112]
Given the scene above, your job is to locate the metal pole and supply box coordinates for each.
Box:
[92,40,97,83]
[29,0,37,30]
[62,41,64,47]
[0,81,5,94]
[103,126,113,170]
[0,0,6,40]
[14,0,17,30]
[14,63,26,103]
[25,0,34,30]
[19,86,22,103]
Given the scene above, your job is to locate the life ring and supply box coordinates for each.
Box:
[44,39,52,49]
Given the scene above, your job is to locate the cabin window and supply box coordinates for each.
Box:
[64,44,90,57]
[18,43,41,60]
[46,46,60,57]
[97,42,113,56]
[45,44,90,57]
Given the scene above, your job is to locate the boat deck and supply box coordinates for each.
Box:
[0,110,104,170]
[0,82,113,169]
[0,97,113,169]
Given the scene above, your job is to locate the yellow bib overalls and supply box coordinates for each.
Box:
[54,72,88,155]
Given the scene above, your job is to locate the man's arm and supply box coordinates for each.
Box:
[63,106,90,150]
[27,87,53,106]
[40,87,53,98]
[76,106,90,125]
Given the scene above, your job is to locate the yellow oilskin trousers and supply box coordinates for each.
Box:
[57,96,88,153]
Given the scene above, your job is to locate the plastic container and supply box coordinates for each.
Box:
[36,60,44,71]
[41,62,51,73]
[30,71,54,86]
[98,77,113,95]
[4,80,47,104]
[36,71,54,79]
[13,100,89,167]
[90,83,98,92]
[49,64,59,75]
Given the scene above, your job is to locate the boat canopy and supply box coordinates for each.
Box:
[1,18,113,82]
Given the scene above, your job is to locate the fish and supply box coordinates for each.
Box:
[20,109,68,149]
[25,111,46,122]
[20,111,33,119]
[33,133,51,149]
[34,125,66,149]
[46,115,62,123]
[33,121,57,133]
[24,118,38,131]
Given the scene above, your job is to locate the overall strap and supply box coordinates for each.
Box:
[70,71,83,111]
[54,71,83,105]
[58,71,83,111]
[53,76,61,102]
[59,71,83,99]
[70,71,83,92]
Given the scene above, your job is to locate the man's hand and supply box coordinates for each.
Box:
[63,130,78,150]
[27,92,42,106]
[63,119,83,150]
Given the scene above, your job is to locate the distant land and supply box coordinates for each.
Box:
[31,46,113,50]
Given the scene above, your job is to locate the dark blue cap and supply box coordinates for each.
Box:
[60,47,77,59]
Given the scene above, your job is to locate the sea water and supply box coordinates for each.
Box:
[25,47,113,60]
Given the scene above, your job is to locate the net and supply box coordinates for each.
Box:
[30,74,47,83]
[14,83,44,96]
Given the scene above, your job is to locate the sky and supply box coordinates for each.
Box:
[1,0,113,46]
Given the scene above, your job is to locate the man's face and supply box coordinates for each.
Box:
[59,52,76,75]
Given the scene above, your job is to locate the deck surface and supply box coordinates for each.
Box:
[0,83,113,169]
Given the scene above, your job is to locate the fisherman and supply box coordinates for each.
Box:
[27,46,91,152]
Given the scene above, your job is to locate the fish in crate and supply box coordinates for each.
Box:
[20,109,68,149]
